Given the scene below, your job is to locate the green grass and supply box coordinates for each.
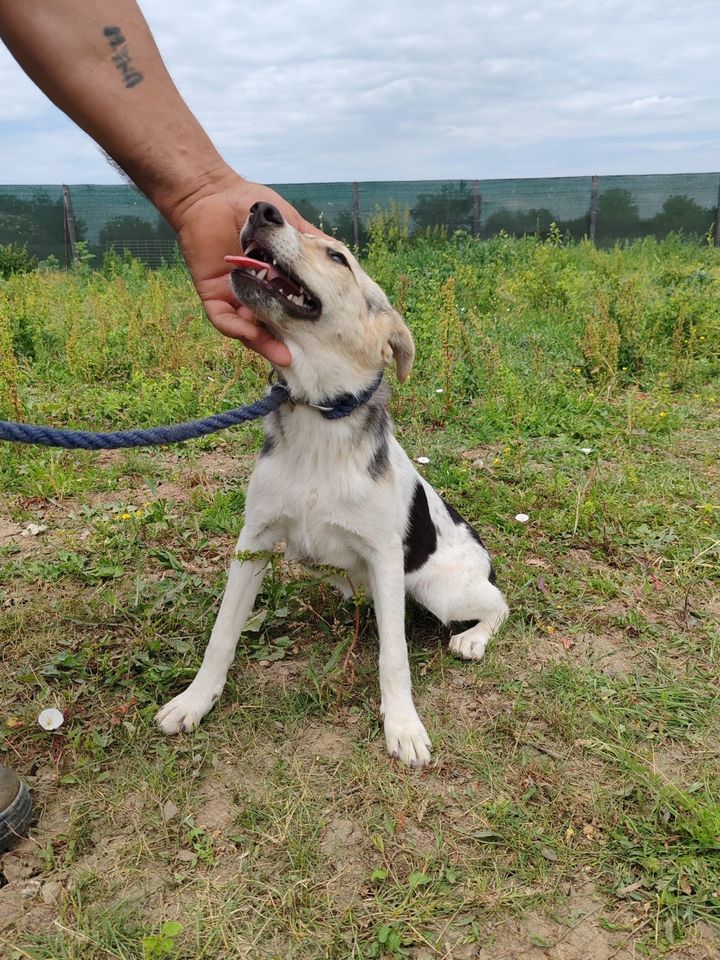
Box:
[0,231,719,959]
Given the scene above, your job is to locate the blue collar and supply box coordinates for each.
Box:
[278,372,384,420]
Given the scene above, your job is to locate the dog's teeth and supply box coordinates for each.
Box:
[272,259,278,266]
[257,269,268,281]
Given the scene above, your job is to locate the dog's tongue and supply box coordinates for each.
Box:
[225,254,304,299]
[224,254,283,283]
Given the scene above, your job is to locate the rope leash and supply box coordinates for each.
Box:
[0,374,383,450]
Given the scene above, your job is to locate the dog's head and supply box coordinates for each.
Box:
[228,202,414,384]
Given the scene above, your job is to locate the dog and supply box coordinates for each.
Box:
[155,201,508,767]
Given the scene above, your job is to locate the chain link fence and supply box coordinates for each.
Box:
[1,173,719,267]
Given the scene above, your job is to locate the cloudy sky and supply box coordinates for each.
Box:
[1,0,719,185]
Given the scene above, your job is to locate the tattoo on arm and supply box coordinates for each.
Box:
[103,26,143,89]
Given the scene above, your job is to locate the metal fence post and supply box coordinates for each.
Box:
[472,180,482,237]
[352,181,360,248]
[715,176,720,248]
[62,184,78,264]
[589,175,600,243]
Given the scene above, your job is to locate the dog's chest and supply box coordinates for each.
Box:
[252,419,396,568]
[285,517,359,568]
[292,467,373,560]
[279,481,372,568]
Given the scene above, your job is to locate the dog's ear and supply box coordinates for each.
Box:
[381,312,415,383]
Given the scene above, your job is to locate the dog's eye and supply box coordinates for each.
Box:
[327,249,349,267]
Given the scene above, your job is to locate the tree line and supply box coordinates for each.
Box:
[0,184,717,267]
[277,184,719,248]
[0,190,176,267]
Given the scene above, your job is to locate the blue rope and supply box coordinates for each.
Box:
[0,374,383,450]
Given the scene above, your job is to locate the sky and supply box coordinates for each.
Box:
[1,0,719,186]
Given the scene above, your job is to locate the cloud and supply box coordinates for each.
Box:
[613,95,684,114]
[1,0,719,184]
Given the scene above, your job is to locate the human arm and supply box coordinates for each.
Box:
[0,0,321,363]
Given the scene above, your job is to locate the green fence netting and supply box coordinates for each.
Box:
[1,173,718,267]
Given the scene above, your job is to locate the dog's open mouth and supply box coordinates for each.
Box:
[225,247,322,320]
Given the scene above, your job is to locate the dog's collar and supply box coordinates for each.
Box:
[275,372,384,420]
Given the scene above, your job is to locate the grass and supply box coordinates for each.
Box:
[0,231,719,959]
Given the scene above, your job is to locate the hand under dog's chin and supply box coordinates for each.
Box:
[234,287,287,342]
[254,314,286,343]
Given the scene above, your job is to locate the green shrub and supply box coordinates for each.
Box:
[0,242,38,279]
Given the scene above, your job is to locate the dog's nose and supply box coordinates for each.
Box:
[249,202,284,228]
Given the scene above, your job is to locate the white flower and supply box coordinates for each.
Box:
[415,456,430,465]
[515,513,530,523]
[579,447,593,455]
[38,708,64,731]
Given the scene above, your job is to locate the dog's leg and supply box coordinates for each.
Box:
[155,526,276,734]
[447,581,509,661]
[411,561,508,662]
[449,600,508,660]
[370,542,431,768]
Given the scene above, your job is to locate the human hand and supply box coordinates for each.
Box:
[173,173,326,365]
[0,0,324,365]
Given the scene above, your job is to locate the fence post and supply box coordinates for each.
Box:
[62,185,78,264]
[589,175,600,243]
[715,176,720,248]
[472,180,482,237]
[352,181,360,248]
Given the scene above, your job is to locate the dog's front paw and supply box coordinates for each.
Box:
[384,711,432,768]
[449,624,490,661]
[155,683,220,735]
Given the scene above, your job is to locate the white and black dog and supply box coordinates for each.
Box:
[156,202,508,767]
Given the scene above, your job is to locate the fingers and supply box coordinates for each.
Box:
[238,334,293,367]
[242,326,293,366]
[204,301,292,366]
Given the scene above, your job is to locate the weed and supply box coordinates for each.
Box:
[142,921,183,960]
[0,242,38,278]
[0,299,23,418]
